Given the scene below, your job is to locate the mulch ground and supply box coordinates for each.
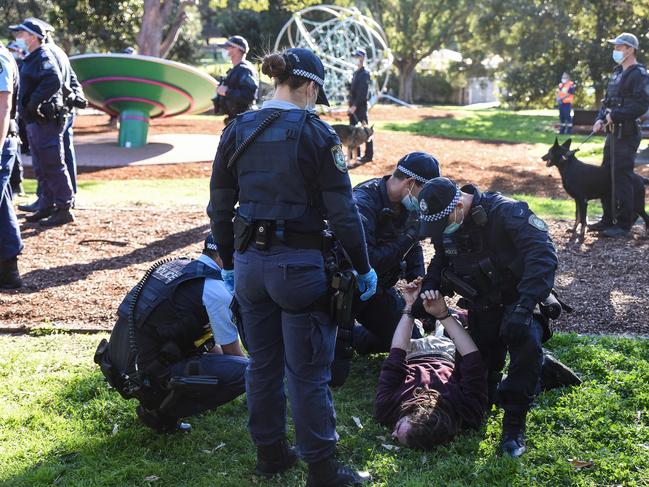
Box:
[2,208,647,336]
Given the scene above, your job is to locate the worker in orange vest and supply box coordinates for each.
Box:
[556,72,575,134]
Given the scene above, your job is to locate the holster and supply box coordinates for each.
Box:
[233,213,255,252]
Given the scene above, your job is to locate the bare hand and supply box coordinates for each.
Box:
[421,290,448,318]
[593,119,604,133]
[605,113,614,125]
[401,277,422,306]
[217,85,228,96]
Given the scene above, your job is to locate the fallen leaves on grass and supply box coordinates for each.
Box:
[569,459,595,470]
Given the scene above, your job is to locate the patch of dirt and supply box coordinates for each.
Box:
[2,209,647,336]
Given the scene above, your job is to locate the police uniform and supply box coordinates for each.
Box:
[0,42,24,289]
[349,49,372,161]
[349,153,440,354]
[11,19,74,225]
[95,246,248,432]
[214,36,258,124]
[416,178,558,457]
[595,34,649,234]
[209,48,375,483]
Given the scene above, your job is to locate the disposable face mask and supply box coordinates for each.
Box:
[561,77,568,83]
[306,83,317,112]
[14,38,28,52]
[401,183,419,211]
[613,50,625,64]
[443,207,464,235]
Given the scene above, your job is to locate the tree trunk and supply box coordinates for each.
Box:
[397,60,417,103]
[138,0,164,57]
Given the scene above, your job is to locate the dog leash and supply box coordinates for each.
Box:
[561,130,596,161]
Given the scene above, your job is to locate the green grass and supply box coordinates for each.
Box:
[16,177,600,221]
[378,109,606,161]
[1,333,648,486]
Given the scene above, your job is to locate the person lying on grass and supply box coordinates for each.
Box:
[374,278,488,448]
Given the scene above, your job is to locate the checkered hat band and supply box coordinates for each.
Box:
[420,188,461,222]
[291,69,324,86]
[397,165,432,185]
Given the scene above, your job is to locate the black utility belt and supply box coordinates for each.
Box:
[234,215,328,252]
[608,120,640,137]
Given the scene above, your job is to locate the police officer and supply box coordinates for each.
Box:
[556,72,575,134]
[10,18,74,226]
[209,48,376,486]
[6,40,26,195]
[590,33,649,238]
[213,36,258,124]
[414,177,559,457]
[0,40,24,289]
[349,48,373,163]
[94,235,248,433]
[350,152,441,354]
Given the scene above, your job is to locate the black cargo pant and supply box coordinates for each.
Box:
[468,305,544,414]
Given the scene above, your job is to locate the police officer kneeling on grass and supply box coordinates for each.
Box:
[209,47,376,486]
[10,18,74,226]
[412,178,579,457]
[213,36,258,124]
[590,32,649,238]
[94,235,248,433]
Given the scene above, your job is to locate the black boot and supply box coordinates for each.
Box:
[25,207,54,222]
[136,406,190,433]
[0,257,22,289]
[255,439,298,477]
[18,200,41,213]
[540,352,581,391]
[501,410,527,458]
[306,455,371,487]
[39,208,75,227]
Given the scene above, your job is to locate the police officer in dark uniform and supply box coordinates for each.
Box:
[414,177,559,457]
[350,152,441,354]
[10,18,74,226]
[213,36,258,124]
[94,235,248,433]
[590,33,649,238]
[0,40,24,289]
[349,49,373,163]
[6,40,26,196]
[209,48,376,486]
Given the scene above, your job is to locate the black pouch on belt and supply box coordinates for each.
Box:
[233,213,255,252]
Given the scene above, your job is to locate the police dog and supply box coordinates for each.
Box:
[542,137,649,242]
[331,124,374,163]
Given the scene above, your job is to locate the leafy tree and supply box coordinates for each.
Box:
[138,0,199,57]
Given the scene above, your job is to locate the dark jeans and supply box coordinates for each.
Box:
[161,353,248,419]
[558,103,572,134]
[26,120,73,210]
[601,131,641,230]
[234,244,337,463]
[468,305,544,412]
[0,136,23,260]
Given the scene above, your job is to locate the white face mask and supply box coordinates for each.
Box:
[306,82,318,112]
[561,76,568,83]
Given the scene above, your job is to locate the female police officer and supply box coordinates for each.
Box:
[208,48,377,486]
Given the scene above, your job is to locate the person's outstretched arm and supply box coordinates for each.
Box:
[390,277,422,351]
[421,290,478,356]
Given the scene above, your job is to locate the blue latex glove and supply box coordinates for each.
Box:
[222,269,235,294]
[357,268,378,301]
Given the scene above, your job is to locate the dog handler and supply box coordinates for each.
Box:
[348,48,373,162]
[591,33,649,238]
[208,47,377,486]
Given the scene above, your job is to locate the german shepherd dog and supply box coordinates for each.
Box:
[330,124,374,163]
[542,137,649,242]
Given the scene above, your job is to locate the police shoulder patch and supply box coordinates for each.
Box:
[42,61,53,70]
[331,144,347,172]
[528,214,548,232]
[419,199,428,213]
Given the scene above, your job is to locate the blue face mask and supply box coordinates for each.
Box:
[14,38,28,53]
[613,50,625,64]
[443,207,464,235]
[401,183,419,212]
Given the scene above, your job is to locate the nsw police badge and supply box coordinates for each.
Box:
[419,199,428,213]
[528,214,548,231]
[331,144,347,173]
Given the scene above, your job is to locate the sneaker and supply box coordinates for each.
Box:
[306,455,371,487]
[24,208,54,222]
[39,208,74,227]
[540,353,581,391]
[255,439,299,477]
[601,226,630,238]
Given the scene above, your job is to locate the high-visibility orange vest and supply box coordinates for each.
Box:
[557,80,575,104]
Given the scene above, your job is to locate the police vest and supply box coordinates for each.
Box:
[604,64,647,109]
[117,258,222,328]
[441,198,522,306]
[557,81,574,104]
[235,109,313,222]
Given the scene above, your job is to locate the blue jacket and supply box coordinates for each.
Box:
[18,44,62,123]
[597,63,649,123]
[223,60,258,105]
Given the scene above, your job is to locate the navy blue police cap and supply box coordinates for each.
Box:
[204,233,219,253]
[283,47,330,106]
[417,177,461,239]
[353,48,367,58]
[217,35,249,53]
[397,152,440,184]
[9,18,54,39]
